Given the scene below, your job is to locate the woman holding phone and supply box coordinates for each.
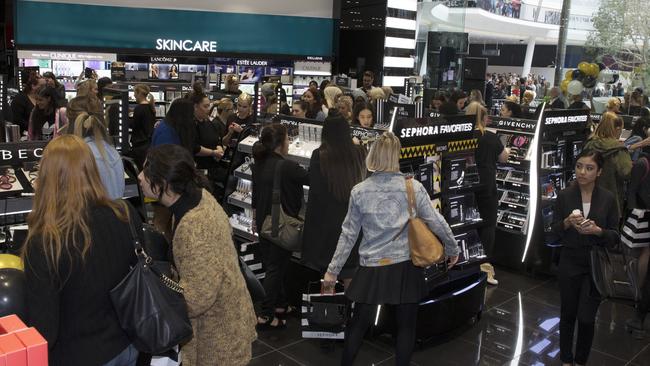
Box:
[551,149,620,366]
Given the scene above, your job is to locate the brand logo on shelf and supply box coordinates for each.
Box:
[399,122,473,138]
[150,56,177,63]
[155,39,217,53]
[306,56,324,61]
[493,117,536,133]
[237,59,269,66]
[544,115,589,125]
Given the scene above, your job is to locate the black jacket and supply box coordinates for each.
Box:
[551,184,620,276]
[301,148,361,277]
[550,97,565,109]
[252,153,309,232]
[25,204,141,366]
[11,92,34,133]
[627,153,650,210]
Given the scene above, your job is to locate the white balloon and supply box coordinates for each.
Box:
[598,69,619,84]
[568,80,584,95]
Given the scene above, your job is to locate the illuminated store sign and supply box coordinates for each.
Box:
[237,59,269,66]
[395,115,476,148]
[17,50,116,61]
[155,39,218,53]
[399,122,473,138]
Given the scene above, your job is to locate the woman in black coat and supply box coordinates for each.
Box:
[302,115,367,283]
[551,149,620,366]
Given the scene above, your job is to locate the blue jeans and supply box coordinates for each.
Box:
[103,344,138,366]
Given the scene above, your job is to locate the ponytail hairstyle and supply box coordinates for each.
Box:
[134,84,155,114]
[187,82,207,106]
[252,123,287,161]
[72,112,112,165]
[465,101,488,135]
[142,144,209,200]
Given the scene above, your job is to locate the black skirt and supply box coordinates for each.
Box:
[345,260,427,305]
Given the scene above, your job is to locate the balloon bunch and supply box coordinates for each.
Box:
[560,62,604,96]
[0,254,25,319]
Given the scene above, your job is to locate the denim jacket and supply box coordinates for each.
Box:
[327,172,459,276]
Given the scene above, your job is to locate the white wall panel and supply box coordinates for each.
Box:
[21,0,334,18]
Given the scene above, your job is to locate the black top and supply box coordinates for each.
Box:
[550,98,565,109]
[627,153,650,210]
[474,130,504,196]
[485,81,494,108]
[25,204,141,366]
[54,84,67,108]
[301,148,360,276]
[170,187,202,233]
[551,184,620,276]
[252,153,309,231]
[130,104,156,146]
[11,92,34,133]
[195,118,225,170]
[568,101,589,110]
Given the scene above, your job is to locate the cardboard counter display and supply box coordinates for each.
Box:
[0,315,47,366]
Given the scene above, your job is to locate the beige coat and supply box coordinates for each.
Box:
[173,190,257,366]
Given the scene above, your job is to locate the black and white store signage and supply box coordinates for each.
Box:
[542,109,590,131]
[491,116,537,135]
[394,115,476,148]
[350,126,383,141]
[277,115,323,127]
[0,141,47,165]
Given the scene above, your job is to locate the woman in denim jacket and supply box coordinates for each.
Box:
[323,132,460,366]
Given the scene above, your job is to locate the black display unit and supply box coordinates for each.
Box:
[102,87,130,152]
[536,109,591,272]
[377,113,487,342]
[490,116,539,269]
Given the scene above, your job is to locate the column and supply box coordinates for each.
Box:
[382,0,418,89]
[522,38,536,77]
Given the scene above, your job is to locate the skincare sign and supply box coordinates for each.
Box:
[395,115,476,148]
[155,39,217,53]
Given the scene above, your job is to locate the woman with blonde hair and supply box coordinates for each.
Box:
[469,89,485,106]
[72,112,125,199]
[323,132,459,365]
[466,102,509,285]
[23,135,140,366]
[583,111,632,215]
[336,95,354,123]
[368,87,386,103]
[323,86,343,116]
[606,97,622,114]
[223,74,242,95]
[76,79,99,98]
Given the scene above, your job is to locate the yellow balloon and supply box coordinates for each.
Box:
[0,254,23,271]
[578,61,590,74]
[590,63,600,77]
[565,70,573,80]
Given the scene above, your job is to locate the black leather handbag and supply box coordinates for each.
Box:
[110,218,193,354]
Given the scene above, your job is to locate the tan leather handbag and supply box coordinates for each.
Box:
[405,178,445,267]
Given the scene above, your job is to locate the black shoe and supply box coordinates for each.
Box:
[625,314,646,339]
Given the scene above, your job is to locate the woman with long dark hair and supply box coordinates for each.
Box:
[302,89,326,121]
[11,72,45,134]
[129,84,156,169]
[151,98,223,159]
[251,124,309,329]
[551,150,620,366]
[23,135,140,366]
[28,86,68,140]
[353,101,376,128]
[139,144,257,365]
[302,116,367,283]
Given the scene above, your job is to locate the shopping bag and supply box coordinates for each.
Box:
[301,282,349,339]
[149,346,181,366]
[621,209,650,249]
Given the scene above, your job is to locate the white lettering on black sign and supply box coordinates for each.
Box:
[544,115,589,125]
[150,56,177,63]
[237,60,269,66]
[155,39,218,53]
[496,120,535,131]
[399,123,473,138]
